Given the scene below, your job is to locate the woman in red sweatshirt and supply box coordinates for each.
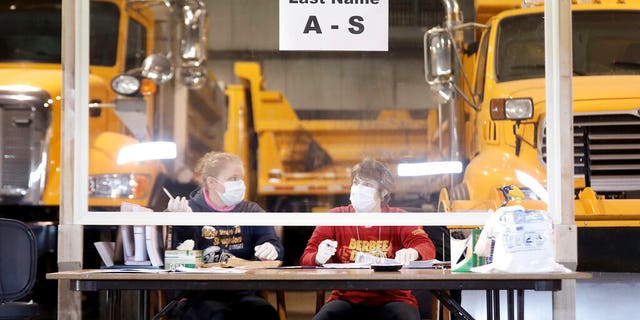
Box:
[301,158,436,320]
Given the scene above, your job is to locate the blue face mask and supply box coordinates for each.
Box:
[216,180,246,206]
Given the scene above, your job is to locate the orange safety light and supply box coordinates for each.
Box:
[131,174,150,199]
[140,78,157,95]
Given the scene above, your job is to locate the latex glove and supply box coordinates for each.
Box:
[395,248,419,264]
[315,239,338,265]
[255,242,279,261]
[167,196,192,212]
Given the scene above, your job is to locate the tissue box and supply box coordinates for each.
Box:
[164,250,203,270]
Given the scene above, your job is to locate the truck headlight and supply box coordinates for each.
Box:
[111,74,141,96]
[490,98,534,120]
[89,174,150,199]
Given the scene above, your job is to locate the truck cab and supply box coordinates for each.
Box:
[0,0,178,313]
[425,0,640,271]
[0,0,167,217]
[464,4,640,205]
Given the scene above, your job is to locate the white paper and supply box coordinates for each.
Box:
[94,241,115,267]
[405,259,443,269]
[84,268,168,274]
[120,225,135,259]
[133,225,148,262]
[279,0,388,51]
[322,263,371,269]
[175,266,247,274]
[146,225,164,267]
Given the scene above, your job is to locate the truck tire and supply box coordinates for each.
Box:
[437,188,451,213]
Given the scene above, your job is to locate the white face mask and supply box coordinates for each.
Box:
[350,184,378,213]
[216,180,246,206]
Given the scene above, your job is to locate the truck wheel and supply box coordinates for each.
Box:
[437,188,451,212]
[451,183,470,201]
[438,183,469,213]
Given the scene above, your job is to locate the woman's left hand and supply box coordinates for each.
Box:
[395,248,419,264]
[254,242,278,260]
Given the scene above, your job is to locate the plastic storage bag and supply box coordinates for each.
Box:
[471,205,569,273]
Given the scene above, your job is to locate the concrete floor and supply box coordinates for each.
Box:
[37,273,640,319]
[33,291,318,320]
[461,272,640,320]
[271,273,640,320]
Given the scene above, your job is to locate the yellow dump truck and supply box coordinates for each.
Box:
[0,0,220,216]
[225,62,436,208]
[1,0,161,217]
[0,0,218,312]
[425,0,640,271]
[224,62,435,263]
[0,0,222,216]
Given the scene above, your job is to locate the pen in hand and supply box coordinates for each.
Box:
[316,239,338,265]
[164,188,192,212]
[163,187,174,200]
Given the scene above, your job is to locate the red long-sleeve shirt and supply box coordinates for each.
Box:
[300,205,436,308]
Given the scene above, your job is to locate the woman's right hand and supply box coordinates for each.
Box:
[167,196,192,212]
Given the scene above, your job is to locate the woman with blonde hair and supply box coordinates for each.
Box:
[167,151,283,320]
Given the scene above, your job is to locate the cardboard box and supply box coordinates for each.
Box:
[164,250,203,270]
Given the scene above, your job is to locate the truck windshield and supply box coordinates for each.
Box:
[496,11,640,82]
[0,1,119,66]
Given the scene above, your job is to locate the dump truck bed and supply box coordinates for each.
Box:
[227,62,440,200]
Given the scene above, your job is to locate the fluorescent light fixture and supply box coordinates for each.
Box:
[515,170,549,203]
[117,141,177,164]
[397,161,463,177]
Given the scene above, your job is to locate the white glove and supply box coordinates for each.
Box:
[315,239,338,265]
[167,196,192,212]
[395,248,419,264]
[254,242,279,261]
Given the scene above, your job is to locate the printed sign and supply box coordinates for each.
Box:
[279,0,388,51]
